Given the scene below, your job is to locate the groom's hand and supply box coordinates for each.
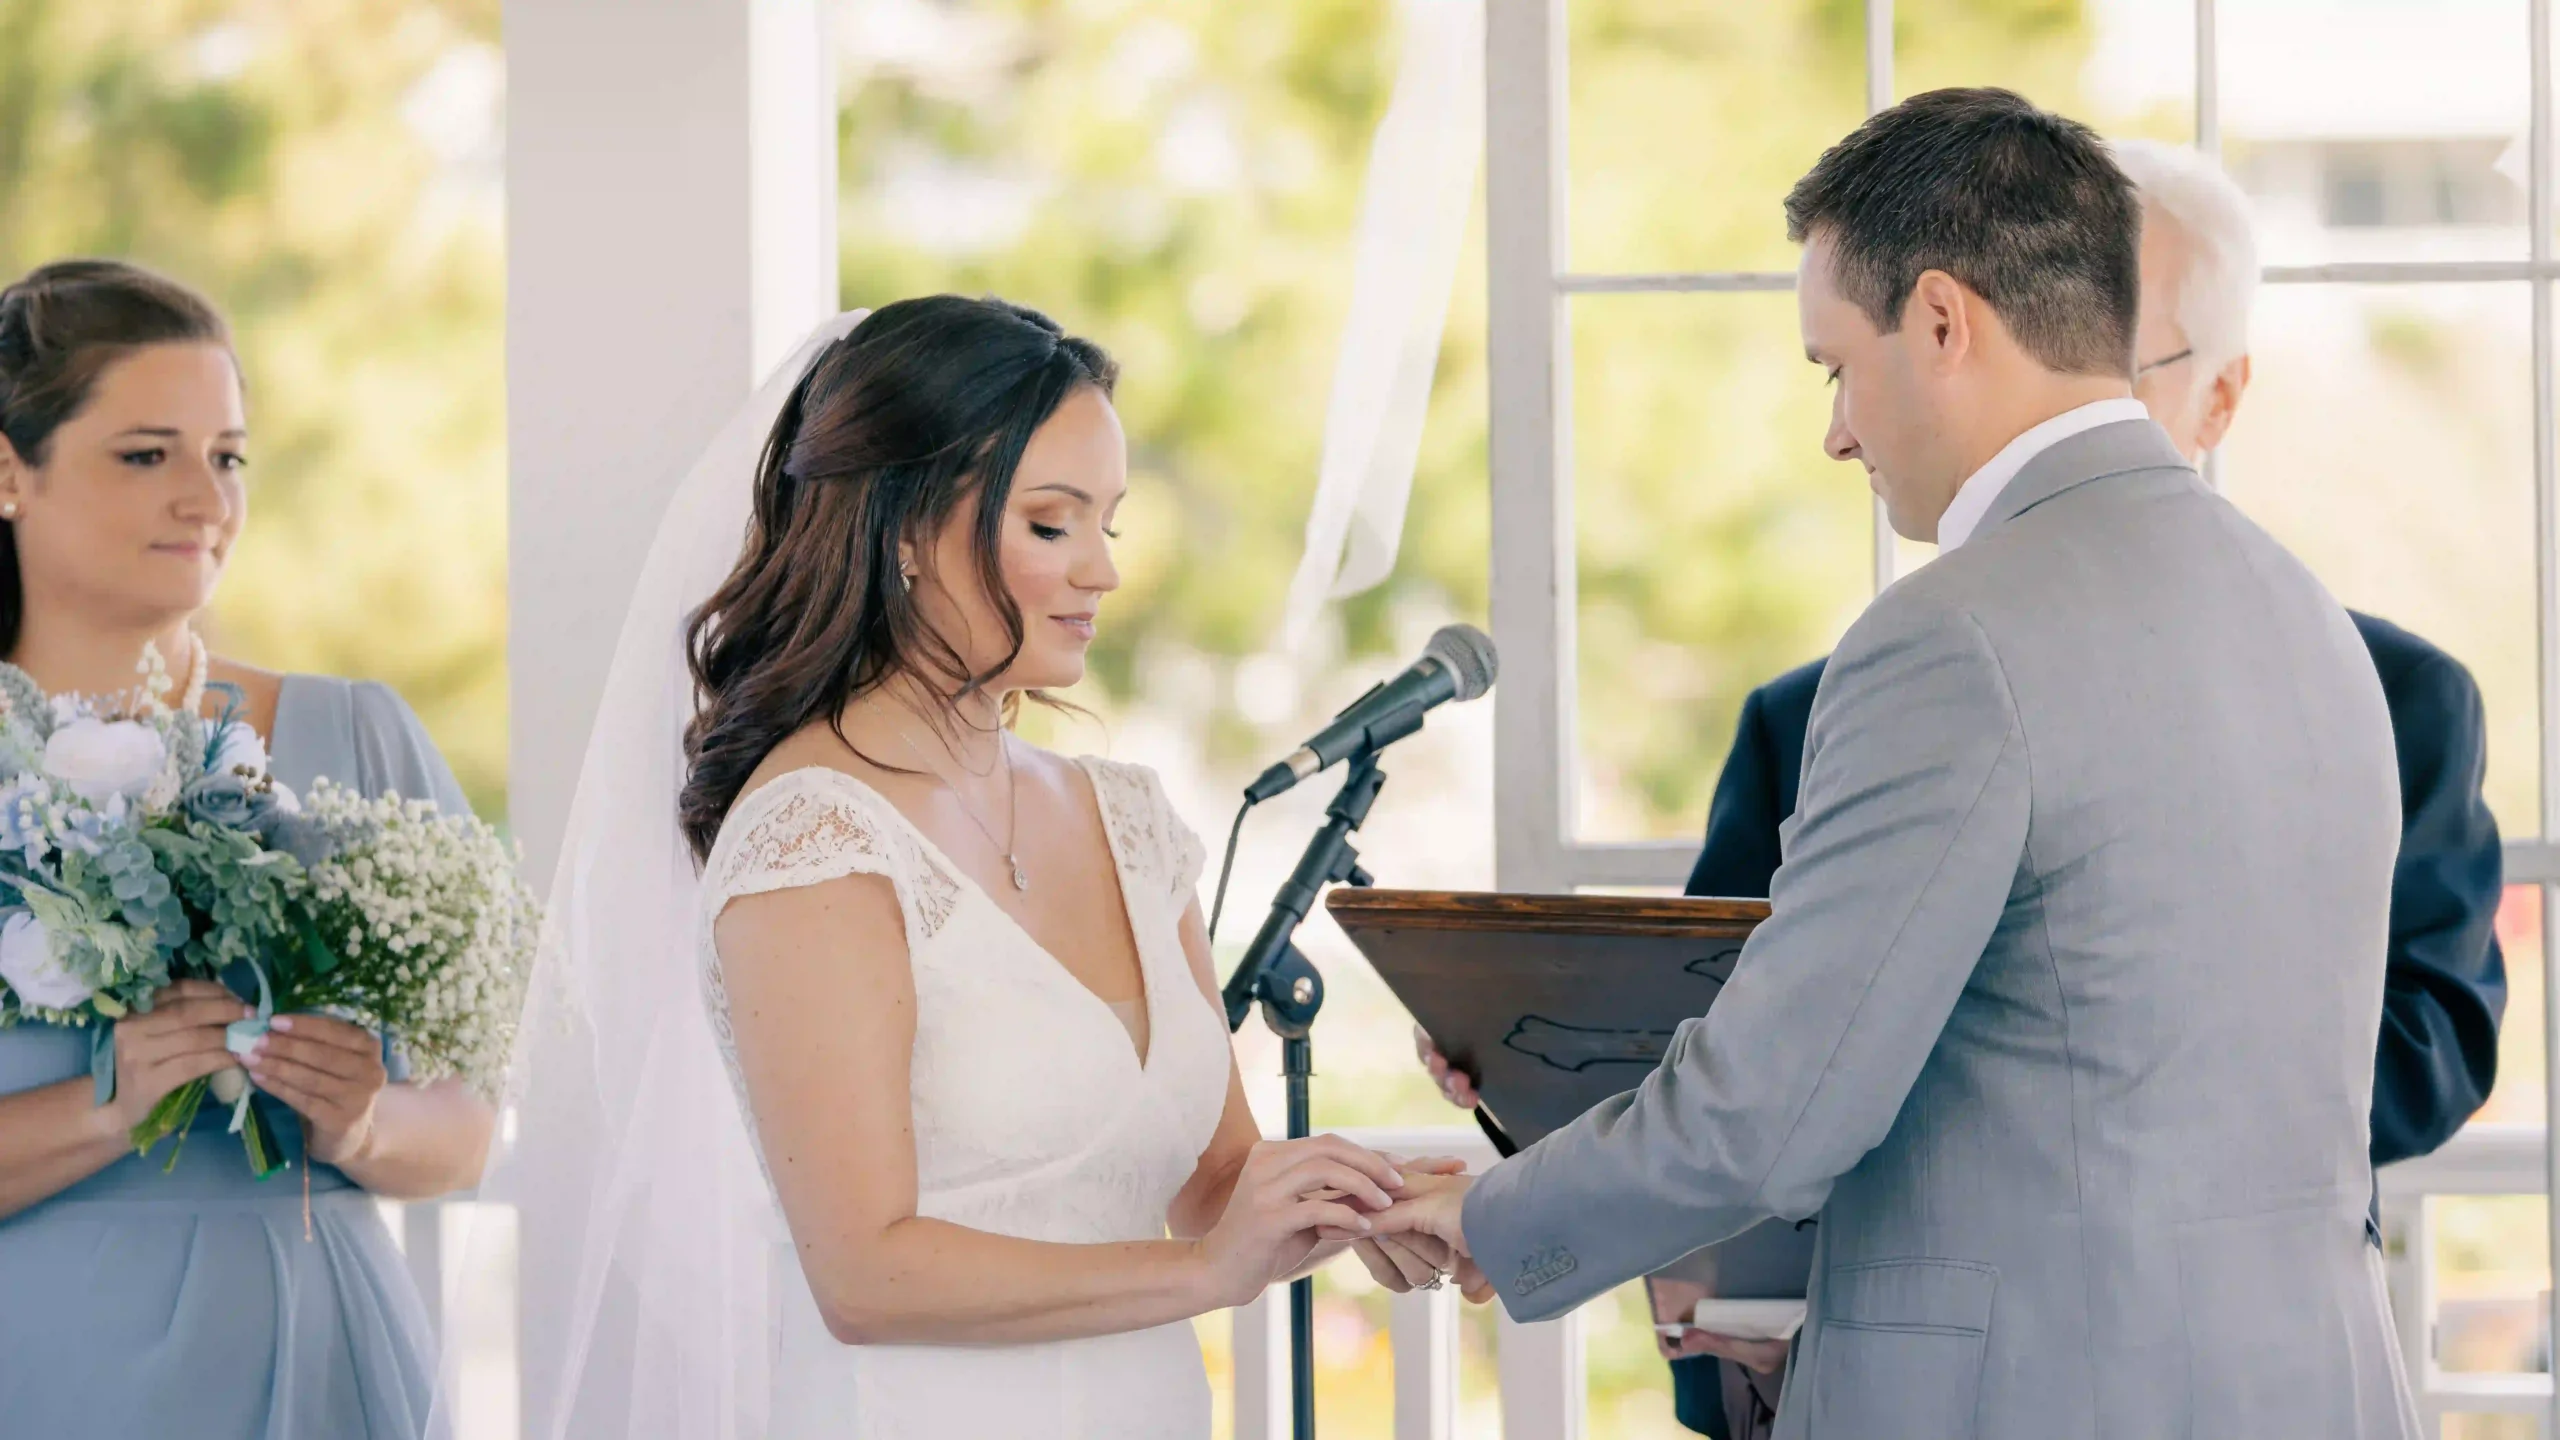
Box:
[1350,1234,1450,1291]
[1373,1169,1471,1246]
[1375,1173,1496,1303]
[1335,1152,1471,1291]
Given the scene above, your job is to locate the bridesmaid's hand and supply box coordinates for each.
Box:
[242,1014,388,1166]
[101,979,252,1133]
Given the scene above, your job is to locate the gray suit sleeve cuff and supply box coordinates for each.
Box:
[1464,1116,1623,1321]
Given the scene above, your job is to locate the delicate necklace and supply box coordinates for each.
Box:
[899,725,1027,891]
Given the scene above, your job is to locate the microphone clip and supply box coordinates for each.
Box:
[1221,748,1386,1035]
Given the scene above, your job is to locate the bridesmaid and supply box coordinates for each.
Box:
[0,260,493,1436]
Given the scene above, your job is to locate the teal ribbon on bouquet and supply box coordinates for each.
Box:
[89,1021,114,1105]
[216,958,288,1178]
[120,959,290,1179]
[222,959,275,1135]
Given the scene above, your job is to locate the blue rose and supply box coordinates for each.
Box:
[180,768,268,831]
[253,810,339,869]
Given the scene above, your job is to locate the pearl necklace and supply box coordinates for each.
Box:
[136,631,210,716]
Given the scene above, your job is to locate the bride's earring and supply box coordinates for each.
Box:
[898,565,914,595]
[2,501,18,521]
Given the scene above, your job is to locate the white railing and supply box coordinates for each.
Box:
[386,1121,2553,1439]
[2378,1123,2554,1436]
[1232,1128,1519,1440]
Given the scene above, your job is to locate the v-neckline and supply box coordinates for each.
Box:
[801,761,1159,1070]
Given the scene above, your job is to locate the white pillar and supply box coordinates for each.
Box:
[503,5,834,1431]
[504,0,837,882]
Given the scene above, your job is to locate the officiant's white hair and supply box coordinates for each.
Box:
[2111,139,2258,380]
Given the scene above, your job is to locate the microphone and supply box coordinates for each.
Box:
[1244,624,1497,803]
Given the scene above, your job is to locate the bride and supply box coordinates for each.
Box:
[478,297,1451,1440]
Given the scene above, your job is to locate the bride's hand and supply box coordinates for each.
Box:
[1292,1152,1472,1277]
[1195,1136,1405,1308]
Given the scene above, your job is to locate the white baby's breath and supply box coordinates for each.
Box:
[302,782,536,1095]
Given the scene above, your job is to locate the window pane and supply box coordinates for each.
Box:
[2217,281,2539,836]
[1563,0,1866,275]
[2475,885,2546,1128]
[1565,3,2209,280]
[1896,0,2194,146]
[2446,1413,2550,1440]
[2219,0,2531,265]
[2433,890,2548,1387]
[2430,1194,2549,1376]
[1568,292,1870,843]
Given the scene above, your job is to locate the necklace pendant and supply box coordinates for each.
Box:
[1009,856,1029,891]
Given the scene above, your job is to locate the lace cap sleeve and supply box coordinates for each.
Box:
[706,770,960,948]
[1161,776,1207,901]
[1084,758,1206,906]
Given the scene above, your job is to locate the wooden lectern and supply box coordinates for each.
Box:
[1327,888,1768,1148]
[1328,888,1817,1311]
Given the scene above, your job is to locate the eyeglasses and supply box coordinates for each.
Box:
[2134,347,2194,379]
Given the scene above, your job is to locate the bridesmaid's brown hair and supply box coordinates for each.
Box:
[0,260,234,655]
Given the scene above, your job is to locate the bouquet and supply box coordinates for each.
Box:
[0,650,536,1177]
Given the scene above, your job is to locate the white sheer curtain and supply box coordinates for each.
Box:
[1277,0,1485,649]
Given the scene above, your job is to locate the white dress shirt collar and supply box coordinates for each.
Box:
[1933,397,2151,553]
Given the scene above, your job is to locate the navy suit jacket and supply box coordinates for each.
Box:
[1666,611,2507,1436]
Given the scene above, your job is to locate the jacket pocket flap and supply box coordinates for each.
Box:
[1822,1258,1997,1334]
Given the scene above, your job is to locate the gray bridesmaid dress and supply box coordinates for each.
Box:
[0,676,471,1438]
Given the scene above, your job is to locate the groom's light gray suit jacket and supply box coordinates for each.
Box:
[1463,420,2418,1439]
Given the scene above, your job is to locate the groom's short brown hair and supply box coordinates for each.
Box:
[1784,87,2141,379]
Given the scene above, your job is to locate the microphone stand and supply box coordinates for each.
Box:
[1221,749,1387,1440]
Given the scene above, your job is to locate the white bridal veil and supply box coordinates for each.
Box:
[441,311,868,1440]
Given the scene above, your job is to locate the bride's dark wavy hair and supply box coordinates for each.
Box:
[679,295,1118,862]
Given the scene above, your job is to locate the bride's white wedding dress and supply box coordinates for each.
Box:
[465,312,1248,1440]
[698,758,1231,1439]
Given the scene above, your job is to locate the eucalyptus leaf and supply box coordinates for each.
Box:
[0,665,51,742]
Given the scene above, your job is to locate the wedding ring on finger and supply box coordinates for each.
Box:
[1419,1269,1447,1291]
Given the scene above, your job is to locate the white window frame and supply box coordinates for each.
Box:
[1484,0,2560,1425]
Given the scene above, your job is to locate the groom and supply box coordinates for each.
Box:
[1381,87,2420,1437]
